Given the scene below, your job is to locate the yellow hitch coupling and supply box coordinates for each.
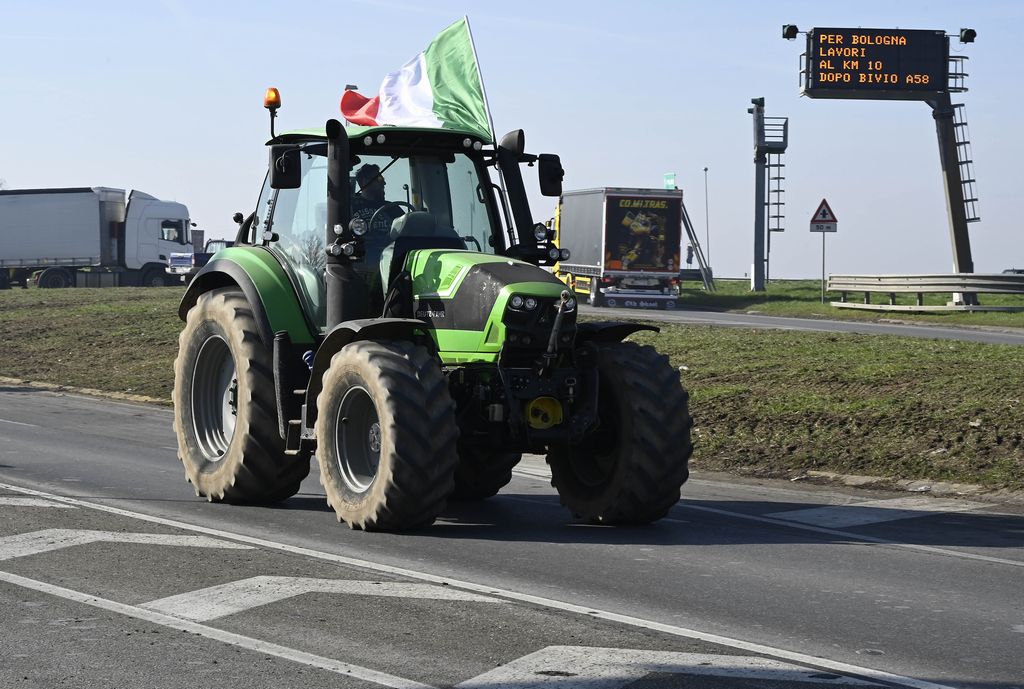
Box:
[526,396,563,430]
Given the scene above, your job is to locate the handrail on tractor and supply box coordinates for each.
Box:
[827,273,1024,312]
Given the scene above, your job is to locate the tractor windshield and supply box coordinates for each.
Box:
[255,146,496,331]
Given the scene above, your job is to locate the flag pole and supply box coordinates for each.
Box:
[464,15,497,146]
[464,13,512,238]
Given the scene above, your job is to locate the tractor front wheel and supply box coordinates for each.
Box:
[173,288,310,503]
[315,340,459,530]
[547,341,692,525]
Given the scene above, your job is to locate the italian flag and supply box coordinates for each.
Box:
[340,18,493,142]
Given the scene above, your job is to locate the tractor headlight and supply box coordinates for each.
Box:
[547,247,560,261]
[559,248,571,261]
[563,297,577,312]
[533,224,548,242]
[510,295,525,310]
[524,297,538,310]
[349,218,368,236]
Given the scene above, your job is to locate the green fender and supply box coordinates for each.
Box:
[178,246,317,346]
[304,317,435,427]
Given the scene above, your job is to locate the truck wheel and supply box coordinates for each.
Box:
[38,267,73,288]
[315,340,458,530]
[173,288,310,503]
[450,446,522,500]
[140,267,169,287]
[547,341,692,525]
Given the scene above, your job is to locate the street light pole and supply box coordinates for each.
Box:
[703,166,710,265]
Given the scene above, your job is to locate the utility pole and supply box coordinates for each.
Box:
[703,166,710,265]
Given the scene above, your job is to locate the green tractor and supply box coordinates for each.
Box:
[172,92,692,531]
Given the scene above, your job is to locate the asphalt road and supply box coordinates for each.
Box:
[579,305,1024,346]
[1,387,1022,688]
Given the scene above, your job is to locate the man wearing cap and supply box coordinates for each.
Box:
[351,163,402,233]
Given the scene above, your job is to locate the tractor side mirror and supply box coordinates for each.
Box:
[537,154,564,197]
[269,145,302,189]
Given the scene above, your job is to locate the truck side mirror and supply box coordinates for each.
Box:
[537,154,564,197]
[269,145,302,189]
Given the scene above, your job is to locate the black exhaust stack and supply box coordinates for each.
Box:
[325,118,366,327]
[497,129,534,241]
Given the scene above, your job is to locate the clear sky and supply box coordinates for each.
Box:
[2,0,1020,279]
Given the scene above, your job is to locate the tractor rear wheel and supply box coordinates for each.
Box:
[450,446,521,500]
[547,341,692,525]
[173,287,310,503]
[315,340,458,530]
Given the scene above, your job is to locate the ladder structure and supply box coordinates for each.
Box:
[767,153,786,234]
[953,103,981,224]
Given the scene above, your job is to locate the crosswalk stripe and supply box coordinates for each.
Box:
[0,528,252,561]
[143,575,502,621]
[0,496,75,508]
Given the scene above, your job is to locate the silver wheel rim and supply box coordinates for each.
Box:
[334,385,381,494]
[191,335,237,460]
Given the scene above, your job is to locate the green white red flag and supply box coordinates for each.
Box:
[340,18,493,142]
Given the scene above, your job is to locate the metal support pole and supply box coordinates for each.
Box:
[703,166,710,265]
[750,99,767,292]
[752,150,766,291]
[821,231,826,304]
[929,96,975,271]
[766,201,772,283]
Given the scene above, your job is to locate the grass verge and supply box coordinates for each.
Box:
[2,286,1022,490]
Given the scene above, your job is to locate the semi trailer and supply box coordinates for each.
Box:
[0,187,191,288]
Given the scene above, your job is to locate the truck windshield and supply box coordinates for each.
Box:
[260,147,495,330]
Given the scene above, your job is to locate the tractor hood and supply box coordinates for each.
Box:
[402,249,572,363]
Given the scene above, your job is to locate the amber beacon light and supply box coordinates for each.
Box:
[264,87,281,138]
[264,87,281,110]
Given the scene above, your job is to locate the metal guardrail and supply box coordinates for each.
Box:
[827,273,1024,312]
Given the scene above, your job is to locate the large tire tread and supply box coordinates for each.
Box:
[173,288,310,504]
[316,340,458,531]
[548,341,693,525]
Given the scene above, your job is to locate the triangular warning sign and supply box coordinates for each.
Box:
[812,199,837,223]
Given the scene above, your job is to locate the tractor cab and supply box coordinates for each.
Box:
[245,127,508,330]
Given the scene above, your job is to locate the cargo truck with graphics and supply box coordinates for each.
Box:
[172,89,693,531]
[0,187,191,289]
[553,187,711,308]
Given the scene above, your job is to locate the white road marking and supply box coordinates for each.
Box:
[0,528,252,561]
[0,569,434,689]
[0,496,75,508]
[509,466,1024,569]
[143,575,503,621]
[0,481,959,689]
[673,503,1024,569]
[456,646,881,688]
[513,461,551,480]
[0,417,37,427]
[767,497,987,528]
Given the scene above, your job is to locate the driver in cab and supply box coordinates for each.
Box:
[351,164,402,233]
